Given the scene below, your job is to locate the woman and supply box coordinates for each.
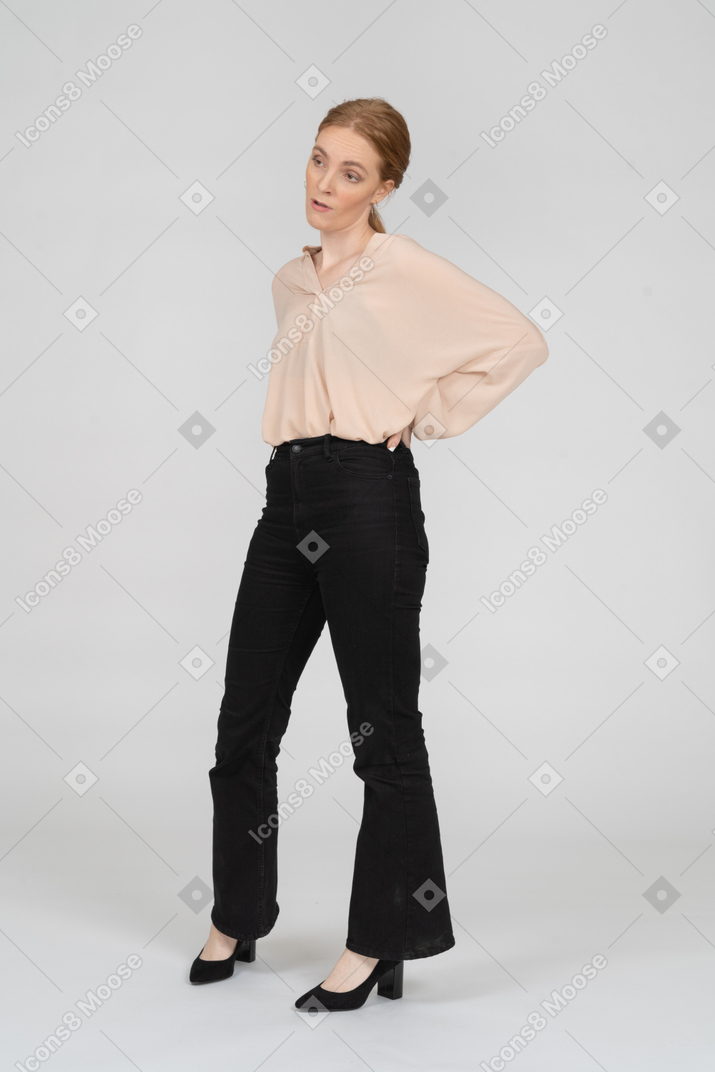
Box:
[190,98,548,1011]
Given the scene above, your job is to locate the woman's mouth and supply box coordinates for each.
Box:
[310,198,331,212]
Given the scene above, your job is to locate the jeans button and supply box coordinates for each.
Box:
[291,444,301,452]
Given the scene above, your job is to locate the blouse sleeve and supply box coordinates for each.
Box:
[403,246,549,440]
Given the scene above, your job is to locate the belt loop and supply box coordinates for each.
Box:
[323,433,333,462]
[269,445,277,464]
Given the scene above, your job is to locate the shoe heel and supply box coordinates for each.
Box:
[235,939,256,963]
[377,960,403,999]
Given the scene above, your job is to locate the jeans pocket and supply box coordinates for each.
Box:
[335,445,394,479]
[407,476,429,557]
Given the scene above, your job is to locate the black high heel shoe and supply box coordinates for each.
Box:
[189,938,256,984]
[294,958,403,1011]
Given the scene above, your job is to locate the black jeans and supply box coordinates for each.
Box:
[208,433,455,961]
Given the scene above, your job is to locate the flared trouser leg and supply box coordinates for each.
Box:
[208,544,325,941]
[313,451,454,961]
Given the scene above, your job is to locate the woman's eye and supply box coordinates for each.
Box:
[310,157,359,182]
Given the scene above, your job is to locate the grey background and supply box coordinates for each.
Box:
[1,0,714,1069]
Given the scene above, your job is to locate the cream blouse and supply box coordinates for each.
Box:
[260,230,548,446]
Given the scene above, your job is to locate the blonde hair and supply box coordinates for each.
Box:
[315,97,411,233]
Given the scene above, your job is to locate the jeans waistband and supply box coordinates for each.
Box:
[272,434,393,461]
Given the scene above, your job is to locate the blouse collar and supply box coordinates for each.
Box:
[301,230,384,295]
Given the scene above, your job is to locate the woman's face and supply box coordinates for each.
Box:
[305,124,394,233]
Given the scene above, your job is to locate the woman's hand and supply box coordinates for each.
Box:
[386,424,412,451]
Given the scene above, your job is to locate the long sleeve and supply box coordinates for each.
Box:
[400,245,549,440]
